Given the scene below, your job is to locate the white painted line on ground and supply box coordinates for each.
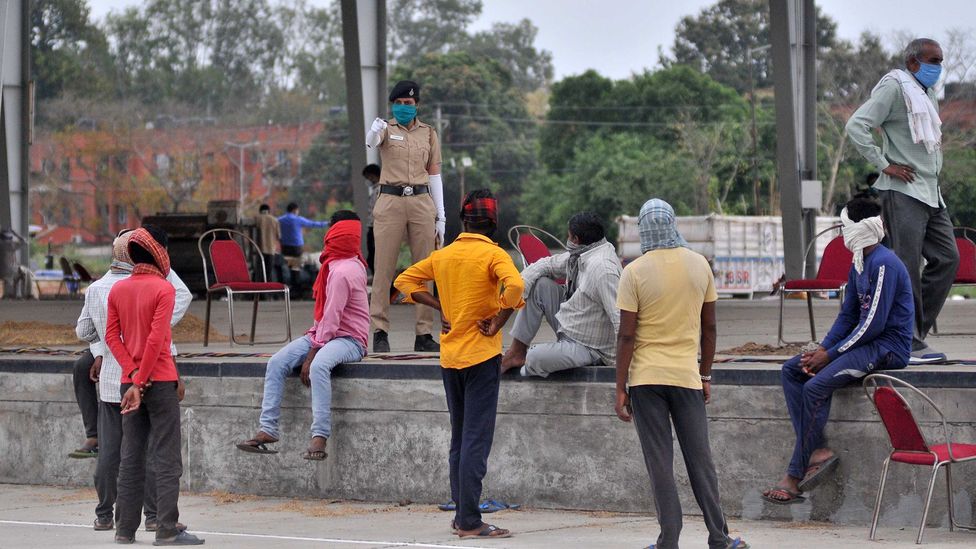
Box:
[0,520,479,548]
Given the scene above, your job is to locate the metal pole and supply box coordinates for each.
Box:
[801,0,818,277]
[769,0,806,279]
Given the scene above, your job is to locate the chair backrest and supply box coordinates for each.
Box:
[863,374,944,454]
[955,236,976,282]
[518,232,552,267]
[210,240,251,284]
[199,228,266,288]
[72,261,94,282]
[58,257,75,279]
[815,236,853,281]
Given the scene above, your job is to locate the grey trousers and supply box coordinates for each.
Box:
[630,384,732,549]
[509,278,601,377]
[117,382,183,539]
[95,400,157,523]
[878,190,959,345]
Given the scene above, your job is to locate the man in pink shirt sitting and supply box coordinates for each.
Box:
[237,211,369,460]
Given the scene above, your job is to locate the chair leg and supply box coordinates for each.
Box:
[203,293,213,347]
[806,292,816,342]
[284,289,292,342]
[870,457,891,541]
[778,291,786,346]
[227,290,237,346]
[250,295,259,344]
[917,464,942,544]
[946,462,954,532]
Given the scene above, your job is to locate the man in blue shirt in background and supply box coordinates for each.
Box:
[762,192,914,505]
[279,202,329,257]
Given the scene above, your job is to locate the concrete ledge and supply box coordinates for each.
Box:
[1,355,975,527]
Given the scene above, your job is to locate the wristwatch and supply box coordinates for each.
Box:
[700,375,712,382]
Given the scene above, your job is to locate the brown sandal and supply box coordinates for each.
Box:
[458,524,511,539]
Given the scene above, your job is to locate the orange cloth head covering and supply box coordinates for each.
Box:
[312,220,367,321]
[128,227,171,278]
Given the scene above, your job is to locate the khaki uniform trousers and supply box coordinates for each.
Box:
[370,191,436,335]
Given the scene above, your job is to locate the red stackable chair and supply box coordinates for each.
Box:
[863,374,976,544]
[777,225,852,345]
[507,225,567,269]
[198,228,292,346]
[932,229,976,335]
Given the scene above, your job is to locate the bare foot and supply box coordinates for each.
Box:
[83,437,98,450]
[762,473,802,501]
[302,436,328,461]
[809,447,834,466]
[500,340,528,373]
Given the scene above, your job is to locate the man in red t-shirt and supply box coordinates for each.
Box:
[105,226,204,546]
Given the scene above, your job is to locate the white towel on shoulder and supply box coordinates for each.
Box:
[874,69,941,154]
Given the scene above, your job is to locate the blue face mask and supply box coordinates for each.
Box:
[913,60,942,89]
[392,103,417,125]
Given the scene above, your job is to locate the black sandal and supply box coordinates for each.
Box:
[236,438,279,454]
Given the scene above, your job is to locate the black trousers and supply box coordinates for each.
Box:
[366,226,376,275]
[72,350,98,439]
[95,401,157,522]
[281,244,303,258]
[116,382,183,539]
[441,356,501,531]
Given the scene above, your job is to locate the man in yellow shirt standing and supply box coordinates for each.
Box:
[614,199,748,549]
[395,189,523,540]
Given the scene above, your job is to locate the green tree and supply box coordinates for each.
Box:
[460,19,553,93]
[664,0,839,93]
[388,0,483,62]
[30,0,114,101]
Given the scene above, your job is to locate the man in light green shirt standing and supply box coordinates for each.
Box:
[845,38,959,363]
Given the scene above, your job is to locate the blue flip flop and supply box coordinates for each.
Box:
[437,501,456,512]
[480,499,521,513]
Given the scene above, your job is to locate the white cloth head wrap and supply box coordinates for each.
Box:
[840,208,885,274]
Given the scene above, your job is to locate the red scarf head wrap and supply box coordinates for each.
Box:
[128,228,170,278]
[312,220,367,321]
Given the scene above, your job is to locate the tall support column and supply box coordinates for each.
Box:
[1,0,30,289]
[770,0,818,279]
[341,0,386,253]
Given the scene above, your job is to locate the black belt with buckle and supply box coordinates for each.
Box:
[380,184,429,197]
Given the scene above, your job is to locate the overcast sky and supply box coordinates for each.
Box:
[87,0,975,80]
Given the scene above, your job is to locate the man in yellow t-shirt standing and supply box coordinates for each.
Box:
[395,189,524,540]
[614,199,748,549]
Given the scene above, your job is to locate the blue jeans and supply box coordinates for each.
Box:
[782,341,906,479]
[259,335,365,440]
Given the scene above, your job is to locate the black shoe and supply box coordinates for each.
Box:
[414,334,440,352]
[153,531,205,546]
[94,518,114,531]
[373,330,390,353]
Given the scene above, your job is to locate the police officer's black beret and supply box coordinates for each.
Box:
[389,80,420,102]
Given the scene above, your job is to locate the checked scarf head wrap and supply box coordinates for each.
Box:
[111,229,135,274]
[461,197,498,225]
[565,237,608,299]
[840,207,885,274]
[638,198,687,253]
[127,228,170,278]
[312,220,367,322]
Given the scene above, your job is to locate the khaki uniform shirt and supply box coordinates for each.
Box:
[377,118,441,185]
[256,213,281,255]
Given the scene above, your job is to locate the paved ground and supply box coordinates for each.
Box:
[1,484,973,548]
[3,296,975,360]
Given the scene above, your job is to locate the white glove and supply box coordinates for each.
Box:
[366,117,387,148]
[435,219,446,247]
[429,174,446,245]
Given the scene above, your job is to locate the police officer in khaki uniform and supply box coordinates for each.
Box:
[366,80,445,353]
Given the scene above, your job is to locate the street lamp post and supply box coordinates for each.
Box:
[225,141,260,210]
[747,44,771,215]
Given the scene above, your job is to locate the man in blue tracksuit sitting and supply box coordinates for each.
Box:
[763,192,914,505]
[278,202,330,258]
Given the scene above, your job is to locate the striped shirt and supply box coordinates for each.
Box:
[520,241,622,364]
[75,269,191,403]
[846,76,944,208]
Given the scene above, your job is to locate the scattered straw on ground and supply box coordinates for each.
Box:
[257,500,401,518]
[45,487,97,503]
[205,491,261,505]
[719,341,815,356]
[775,521,836,530]
[0,313,226,346]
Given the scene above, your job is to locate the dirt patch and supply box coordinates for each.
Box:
[719,341,815,356]
[0,313,226,346]
[45,487,97,502]
[258,500,400,518]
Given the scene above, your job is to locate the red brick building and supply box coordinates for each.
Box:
[29,121,325,244]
